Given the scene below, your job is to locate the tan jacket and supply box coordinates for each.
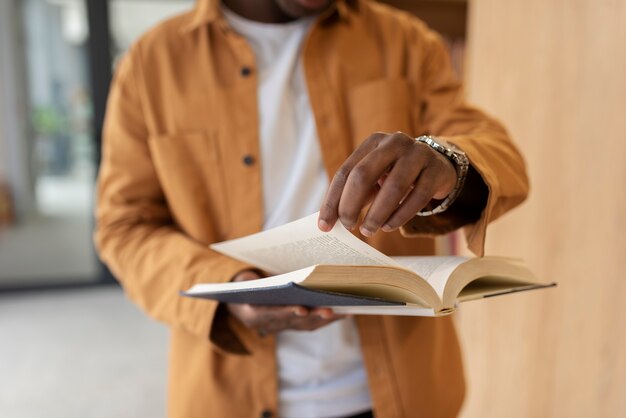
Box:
[95,1,529,417]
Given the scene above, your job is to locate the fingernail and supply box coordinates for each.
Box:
[381,224,392,232]
[318,218,330,231]
[294,307,308,317]
[360,226,373,237]
[342,221,355,231]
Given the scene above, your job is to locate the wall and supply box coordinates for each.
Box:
[457,0,626,417]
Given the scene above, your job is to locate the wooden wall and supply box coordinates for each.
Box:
[457,0,626,417]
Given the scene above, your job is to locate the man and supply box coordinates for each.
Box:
[95,0,528,417]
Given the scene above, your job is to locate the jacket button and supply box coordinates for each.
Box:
[260,410,272,418]
[242,155,255,166]
[240,66,252,77]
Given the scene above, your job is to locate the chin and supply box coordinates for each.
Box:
[275,0,335,18]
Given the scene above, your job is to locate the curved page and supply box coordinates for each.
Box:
[211,212,399,275]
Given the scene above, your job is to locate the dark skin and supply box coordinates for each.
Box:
[223,0,334,23]
[224,0,488,336]
[317,131,456,236]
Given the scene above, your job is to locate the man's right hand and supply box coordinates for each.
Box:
[226,270,345,336]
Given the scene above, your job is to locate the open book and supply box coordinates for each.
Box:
[182,213,555,316]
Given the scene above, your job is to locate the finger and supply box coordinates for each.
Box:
[359,152,428,236]
[336,143,399,231]
[381,165,440,232]
[331,132,417,231]
[288,314,342,332]
[254,304,309,320]
[261,307,316,334]
[248,306,344,334]
[295,319,339,332]
[430,155,457,200]
[378,150,456,232]
[232,270,263,282]
[318,133,386,232]
[238,304,308,330]
[309,307,340,320]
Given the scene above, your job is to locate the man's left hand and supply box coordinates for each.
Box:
[318,131,456,236]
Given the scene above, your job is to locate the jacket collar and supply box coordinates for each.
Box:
[181,0,357,33]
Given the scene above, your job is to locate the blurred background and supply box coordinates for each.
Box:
[0,1,192,416]
[0,0,624,417]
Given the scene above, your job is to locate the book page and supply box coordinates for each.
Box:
[330,305,440,316]
[392,256,468,300]
[184,267,316,294]
[211,212,399,275]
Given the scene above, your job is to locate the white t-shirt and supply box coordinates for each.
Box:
[222,8,372,418]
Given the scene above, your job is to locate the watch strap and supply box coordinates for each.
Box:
[414,135,469,216]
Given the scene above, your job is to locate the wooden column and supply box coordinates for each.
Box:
[458,0,626,417]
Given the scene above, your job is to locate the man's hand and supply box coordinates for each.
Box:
[226,270,344,336]
[318,131,457,236]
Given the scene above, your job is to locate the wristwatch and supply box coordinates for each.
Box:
[414,135,470,216]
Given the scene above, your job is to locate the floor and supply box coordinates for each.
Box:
[0,286,169,418]
[0,214,97,284]
[0,174,97,284]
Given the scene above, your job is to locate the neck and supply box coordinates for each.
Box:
[222,0,295,23]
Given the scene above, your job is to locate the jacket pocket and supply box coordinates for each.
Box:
[347,78,419,147]
[147,132,232,240]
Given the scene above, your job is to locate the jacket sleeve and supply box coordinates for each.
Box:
[94,48,252,353]
[400,24,530,256]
